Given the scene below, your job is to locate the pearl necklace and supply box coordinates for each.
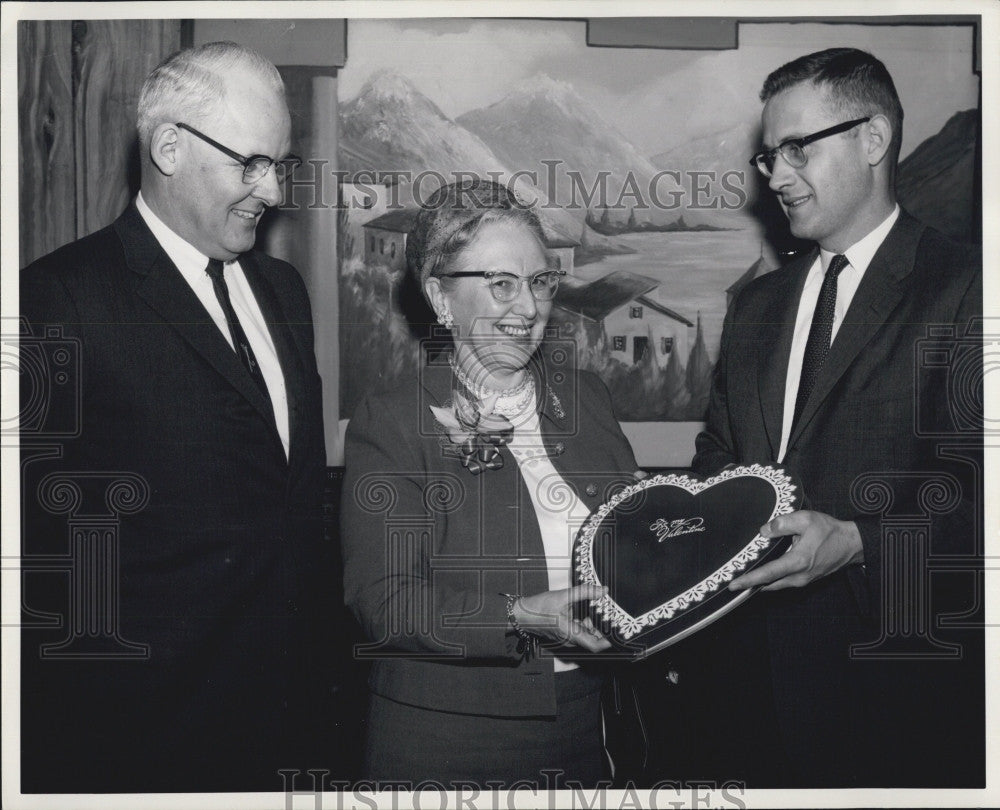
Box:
[449,359,532,400]
[492,377,536,418]
[449,359,536,418]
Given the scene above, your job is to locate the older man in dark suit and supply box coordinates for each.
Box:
[20,42,336,792]
[642,48,983,788]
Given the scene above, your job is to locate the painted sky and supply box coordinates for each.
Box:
[338,18,978,159]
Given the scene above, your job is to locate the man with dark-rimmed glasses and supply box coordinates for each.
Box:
[646,47,982,788]
[20,42,338,791]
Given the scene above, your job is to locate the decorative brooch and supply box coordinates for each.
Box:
[546,384,565,420]
[430,390,515,475]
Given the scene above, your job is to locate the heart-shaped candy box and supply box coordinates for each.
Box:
[574,464,801,658]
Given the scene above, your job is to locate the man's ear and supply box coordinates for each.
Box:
[148,123,181,177]
[864,114,893,167]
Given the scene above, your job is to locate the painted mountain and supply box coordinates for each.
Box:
[339,69,631,258]
[459,75,669,226]
[896,109,978,244]
[341,69,505,178]
[649,120,763,229]
[458,74,742,232]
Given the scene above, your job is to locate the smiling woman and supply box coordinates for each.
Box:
[340,179,642,788]
[421,205,558,393]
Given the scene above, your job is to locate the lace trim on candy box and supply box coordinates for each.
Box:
[574,464,798,641]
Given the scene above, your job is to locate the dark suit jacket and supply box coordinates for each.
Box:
[340,356,638,718]
[19,204,335,792]
[665,210,983,786]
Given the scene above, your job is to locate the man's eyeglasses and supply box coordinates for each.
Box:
[749,117,871,178]
[438,269,567,303]
[176,122,302,184]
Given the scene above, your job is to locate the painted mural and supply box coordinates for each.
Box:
[335,19,979,421]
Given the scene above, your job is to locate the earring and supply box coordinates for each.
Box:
[439,308,455,330]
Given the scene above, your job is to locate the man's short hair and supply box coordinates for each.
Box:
[760,47,904,165]
[137,41,285,148]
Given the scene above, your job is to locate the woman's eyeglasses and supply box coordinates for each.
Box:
[438,269,567,303]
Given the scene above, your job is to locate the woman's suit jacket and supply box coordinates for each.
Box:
[341,351,638,717]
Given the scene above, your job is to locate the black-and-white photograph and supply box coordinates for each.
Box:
[2,2,996,808]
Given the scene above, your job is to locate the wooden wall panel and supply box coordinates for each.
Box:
[18,19,180,267]
[18,21,75,266]
[73,20,181,238]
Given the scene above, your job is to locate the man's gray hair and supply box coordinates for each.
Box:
[137,41,285,147]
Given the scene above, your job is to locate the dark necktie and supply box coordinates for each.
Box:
[205,259,271,400]
[792,253,849,429]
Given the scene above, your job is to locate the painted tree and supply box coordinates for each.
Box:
[685,312,713,420]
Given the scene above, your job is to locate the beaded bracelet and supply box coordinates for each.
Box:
[500,592,539,661]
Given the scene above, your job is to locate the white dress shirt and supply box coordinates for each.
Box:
[506,398,591,672]
[136,193,290,459]
[777,205,900,462]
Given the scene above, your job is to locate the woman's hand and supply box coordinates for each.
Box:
[513,584,611,652]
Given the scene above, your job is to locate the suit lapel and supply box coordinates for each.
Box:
[789,212,922,447]
[757,251,815,459]
[240,252,306,461]
[116,205,281,436]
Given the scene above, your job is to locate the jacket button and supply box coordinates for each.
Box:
[665,669,680,685]
[585,483,598,497]
[553,442,565,455]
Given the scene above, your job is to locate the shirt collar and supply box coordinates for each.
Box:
[819,203,900,273]
[136,191,214,276]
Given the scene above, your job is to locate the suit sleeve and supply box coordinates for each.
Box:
[21,260,83,338]
[692,297,739,476]
[20,262,86,445]
[340,395,522,663]
[851,256,982,610]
